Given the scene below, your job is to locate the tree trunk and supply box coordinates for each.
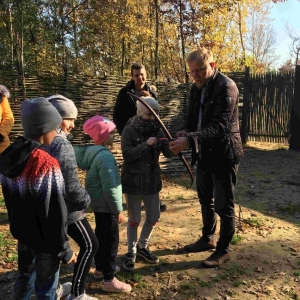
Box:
[154,0,159,79]
[179,0,188,83]
[237,2,246,66]
[20,0,26,100]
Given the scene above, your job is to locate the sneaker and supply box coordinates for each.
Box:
[202,250,230,268]
[160,201,167,212]
[57,282,72,299]
[94,266,120,279]
[66,292,98,300]
[183,237,216,252]
[123,253,136,272]
[137,246,159,264]
[102,277,132,293]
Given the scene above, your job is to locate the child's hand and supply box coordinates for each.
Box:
[147,137,157,146]
[67,252,77,264]
[117,213,126,224]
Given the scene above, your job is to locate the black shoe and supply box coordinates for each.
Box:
[202,251,230,268]
[137,246,159,264]
[183,237,217,252]
[123,253,136,272]
[160,201,167,212]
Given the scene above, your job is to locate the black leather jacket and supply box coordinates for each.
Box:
[185,69,243,168]
[113,80,157,135]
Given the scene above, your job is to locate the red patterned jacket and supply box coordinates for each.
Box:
[0,137,72,264]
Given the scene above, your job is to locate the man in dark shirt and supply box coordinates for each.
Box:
[169,47,243,267]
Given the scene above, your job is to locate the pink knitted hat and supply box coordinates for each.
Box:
[83,115,116,145]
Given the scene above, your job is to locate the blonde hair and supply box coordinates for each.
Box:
[186,47,214,64]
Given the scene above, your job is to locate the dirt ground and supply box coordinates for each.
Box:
[0,142,299,300]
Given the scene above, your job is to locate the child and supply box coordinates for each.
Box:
[0,97,76,300]
[121,96,173,271]
[74,116,131,294]
[0,85,14,153]
[45,95,99,300]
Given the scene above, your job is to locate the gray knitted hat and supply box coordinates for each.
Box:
[136,96,159,117]
[21,98,62,138]
[47,94,78,119]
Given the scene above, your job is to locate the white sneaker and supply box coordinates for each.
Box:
[66,292,98,300]
[57,282,72,299]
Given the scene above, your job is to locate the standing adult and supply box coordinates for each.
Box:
[113,62,157,135]
[0,85,14,153]
[113,62,167,212]
[169,47,243,268]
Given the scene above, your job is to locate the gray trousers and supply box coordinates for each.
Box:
[125,193,160,254]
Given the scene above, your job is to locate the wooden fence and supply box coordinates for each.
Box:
[242,69,295,143]
[0,68,295,172]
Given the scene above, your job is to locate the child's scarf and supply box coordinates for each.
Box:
[130,116,161,136]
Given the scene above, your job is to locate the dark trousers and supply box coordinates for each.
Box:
[94,212,119,281]
[68,218,99,296]
[13,241,60,300]
[196,162,239,253]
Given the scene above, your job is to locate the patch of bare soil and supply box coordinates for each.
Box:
[0,142,300,300]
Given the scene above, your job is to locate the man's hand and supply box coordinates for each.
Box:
[0,133,4,143]
[169,137,189,155]
[147,137,157,146]
[67,252,77,264]
[176,130,187,137]
[117,213,126,224]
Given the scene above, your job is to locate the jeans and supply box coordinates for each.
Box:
[196,163,239,253]
[94,213,119,281]
[13,241,60,300]
[67,218,99,296]
[125,193,160,255]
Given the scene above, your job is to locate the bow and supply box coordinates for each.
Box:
[127,91,194,188]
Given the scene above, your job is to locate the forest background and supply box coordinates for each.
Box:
[0,0,297,84]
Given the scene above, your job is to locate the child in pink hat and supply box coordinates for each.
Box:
[74,116,131,294]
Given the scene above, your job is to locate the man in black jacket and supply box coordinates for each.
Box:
[169,47,243,268]
[113,62,157,135]
[113,62,167,212]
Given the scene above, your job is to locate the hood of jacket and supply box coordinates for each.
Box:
[0,136,41,178]
[74,144,108,170]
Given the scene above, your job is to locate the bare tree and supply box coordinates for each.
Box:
[284,21,300,66]
[246,1,279,72]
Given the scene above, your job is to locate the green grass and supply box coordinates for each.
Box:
[245,217,264,227]
[0,232,18,263]
[0,197,4,207]
[231,234,243,245]
[179,282,194,291]
[117,271,146,288]
[278,204,300,214]
[232,280,244,287]
[212,262,254,284]
[197,280,213,288]
[293,270,300,277]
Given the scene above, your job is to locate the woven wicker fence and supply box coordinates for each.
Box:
[1,70,245,173]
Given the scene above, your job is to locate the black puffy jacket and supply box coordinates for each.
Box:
[186,70,243,168]
[121,125,173,195]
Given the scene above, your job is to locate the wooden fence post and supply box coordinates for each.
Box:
[241,66,250,144]
[289,65,300,150]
